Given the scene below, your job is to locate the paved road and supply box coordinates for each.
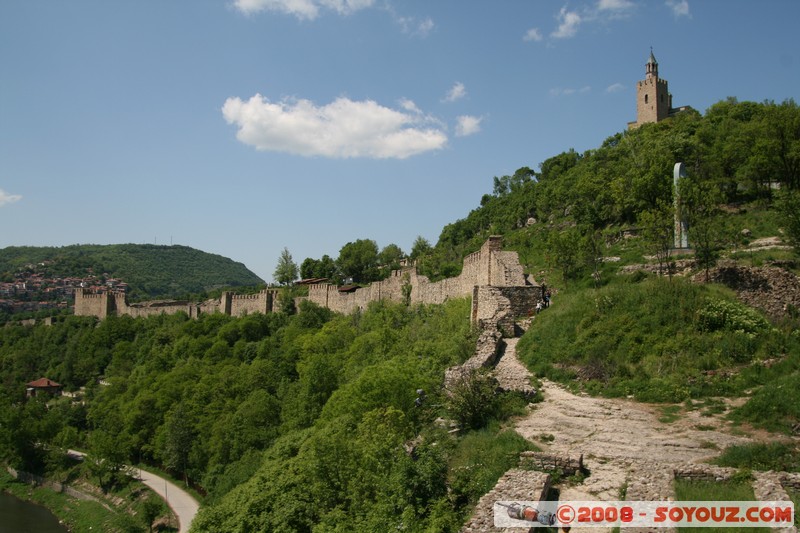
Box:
[68,450,199,533]
[135,467,199,533]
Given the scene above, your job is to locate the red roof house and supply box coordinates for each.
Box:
[26,377,62,398]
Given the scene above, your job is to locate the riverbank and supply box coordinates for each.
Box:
[0,468,176,532]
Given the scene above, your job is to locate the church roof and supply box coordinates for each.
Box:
[648,48,658,65]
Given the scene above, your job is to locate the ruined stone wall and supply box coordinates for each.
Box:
[306,236,533,316]
[114,293,197,319]
[461,469,551,533]
[697,264,800,319]
[474,286,541,337]
[519,451,584,476]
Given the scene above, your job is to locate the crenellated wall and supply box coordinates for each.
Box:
[221,289,279,317]
[74,237,540,324]
[73,289,114,319]
[74,288,275,320]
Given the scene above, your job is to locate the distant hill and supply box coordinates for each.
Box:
[0,244,264,299]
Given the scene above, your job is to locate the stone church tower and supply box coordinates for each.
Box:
[628,49,677,129]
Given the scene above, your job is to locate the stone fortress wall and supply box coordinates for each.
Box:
[306,236,542,327]
[74,288,280,319]
[74,237,543,325]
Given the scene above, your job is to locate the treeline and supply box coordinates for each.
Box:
[0,299,533,531]
[0,244,264,300]
[300,239,410,284]
[418,98,800,279]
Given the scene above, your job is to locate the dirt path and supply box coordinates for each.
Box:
[497,341,754,501]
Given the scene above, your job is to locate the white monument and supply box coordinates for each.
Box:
[673,162,689,249]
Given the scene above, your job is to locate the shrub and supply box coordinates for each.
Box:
[698,299,772,338]
[445,368,501,430]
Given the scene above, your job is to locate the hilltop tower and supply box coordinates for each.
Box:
[629,49,678,129]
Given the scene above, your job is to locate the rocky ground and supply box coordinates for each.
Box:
[479,338,798,533]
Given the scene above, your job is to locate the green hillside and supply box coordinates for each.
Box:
[1,97,799,532]
[0,244,264,299]
[416,98,799,281]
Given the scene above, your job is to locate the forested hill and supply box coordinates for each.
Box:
[412,98,800,280]
[0,244,264,299]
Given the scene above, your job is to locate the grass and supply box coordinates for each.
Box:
[786,487,800,529]
[658,404,682,423]
[447,423,538,509]
[729,370,800,434]
[674,477,770,533]
[516,273,800,435]
[689,397,728,416]
[713,442,800,472]
[0,470,124,532]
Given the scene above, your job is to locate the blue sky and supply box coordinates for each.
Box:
[1,0,798,283]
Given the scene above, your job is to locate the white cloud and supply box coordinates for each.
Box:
[455,115,482,137]
[666,0,690,17]
[416,17,434,36]
[222,94,447,159]
[233,0,373,19]
[399,98,422,114]
[385,5,434,38]
[523,27,543,42]
[550,86,591,97]
[551,7,582,39]
[397,16,435,37]
[598,0,634,11]
[0,188,22,207]
[606,82,625,93]
[443,82,466,103]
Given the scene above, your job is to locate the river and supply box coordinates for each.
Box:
[0,492,68,533]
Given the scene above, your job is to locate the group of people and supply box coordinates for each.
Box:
[534,287,552,315]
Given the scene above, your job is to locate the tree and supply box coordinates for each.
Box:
[764,99,800,190]
[87,428,130,492]
[409,236,431,261]
[378,244,404,278]
[776,189,800,254]
[445,369,500,430]
[300,254,337,281]
[337,239,379,283]
[681,179,731,282]
[492,166,535,196]
[639,201,674,278]
[157,403,195,484]
[548,228,582,285]
[379,244,404,267]
[273,247,298,286]
[581,228,605,287]
[141,494,165,533]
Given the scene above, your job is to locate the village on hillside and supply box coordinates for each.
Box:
[0,261,126,316]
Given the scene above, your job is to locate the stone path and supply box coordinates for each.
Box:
[473,338,799,532]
